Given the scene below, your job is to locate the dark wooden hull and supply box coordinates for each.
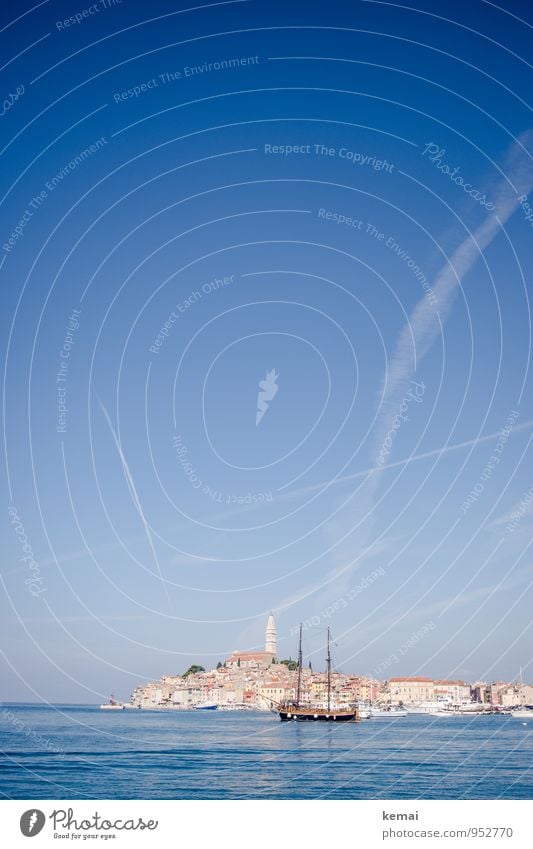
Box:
[279,707,359,722]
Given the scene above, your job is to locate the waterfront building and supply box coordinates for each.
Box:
[358,679,380,703]
[471,682,489,703]
[499,683,533,706]
[434,679,471,703]
[389,676,435,704]
[257,683,296,709]
[517,684,533,704]
[488,682,505,705]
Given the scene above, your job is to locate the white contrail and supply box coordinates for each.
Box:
[278,419,533,502]
[287,131,533,612]
[374,129,533,462]
[5,419,530,584]
[98,399,172,609]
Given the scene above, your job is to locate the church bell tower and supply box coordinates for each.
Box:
[265,612,277,656]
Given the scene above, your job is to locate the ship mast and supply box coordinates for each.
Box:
[296,623,303,707]
[326,627,331,712]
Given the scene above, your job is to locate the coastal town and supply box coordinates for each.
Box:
[120,615,533,715]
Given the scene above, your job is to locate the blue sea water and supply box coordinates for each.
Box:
[0,705,532,800]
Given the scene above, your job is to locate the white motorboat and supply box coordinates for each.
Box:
[406,702,442,714]
[510,707,533,718]
[100,694,132,710]
[369,707,408,718]
[429,706,508,717]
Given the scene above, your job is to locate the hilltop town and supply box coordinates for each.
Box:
[129,614,533,711]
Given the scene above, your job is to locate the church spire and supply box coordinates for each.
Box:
[265,612,277,656]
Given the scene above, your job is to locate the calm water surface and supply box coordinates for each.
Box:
[1,704,532,799]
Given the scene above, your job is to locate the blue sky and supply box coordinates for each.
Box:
[1,0,533,702]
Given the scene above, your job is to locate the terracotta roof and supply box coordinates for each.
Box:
[390,677,434,683]
[227,652,274,660]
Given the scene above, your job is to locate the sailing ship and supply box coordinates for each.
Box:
[278,626,359,722]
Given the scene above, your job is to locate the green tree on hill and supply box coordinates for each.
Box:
[183,664,205,677]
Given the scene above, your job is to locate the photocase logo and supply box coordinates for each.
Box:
[256,368,279,426]
[20,809,45,837]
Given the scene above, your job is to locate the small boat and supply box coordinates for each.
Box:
[429,710,469,717]
[429,706,508,717]
[195,703,218,711]
[369,707,408,718]
[406,702,442,714]
[100,694,126,710]
[278,626,359,722]
[356,700,407,719]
